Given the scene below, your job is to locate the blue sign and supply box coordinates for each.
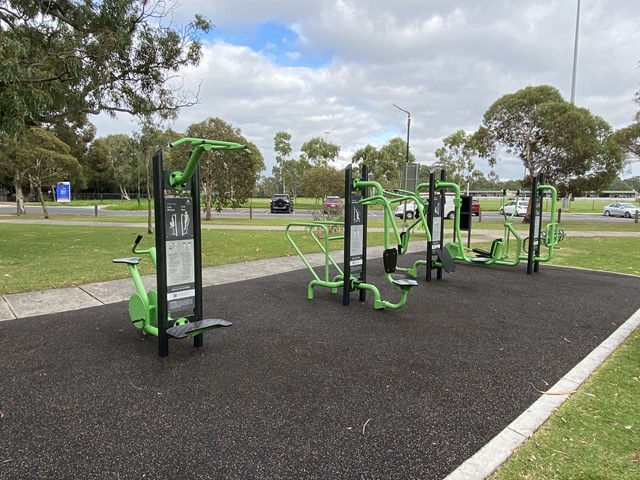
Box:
[56,182,71,202]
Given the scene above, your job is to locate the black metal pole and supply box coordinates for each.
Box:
[426,171,435,282]
[191,165,204,348]
[527,174,539,275]
[153,149,169,357]
[343,165,352,306]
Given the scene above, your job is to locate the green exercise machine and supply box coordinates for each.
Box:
[113,137,250,356]
[439,171,564,272]
[285,164,431,310]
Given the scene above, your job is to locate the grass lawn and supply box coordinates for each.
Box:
[492,328,640,480]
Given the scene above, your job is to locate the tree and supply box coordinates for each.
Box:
[613,117,640,168]
[185,117,264,219]
[17,128,81,218]
[434,130,483,194]
[0,133,29,214]
[273,131,292,192]
[84,138,116,193]
[300,166,343,201]
[352,138,414,189]
[300,137,340,166]
[100,134,138,200]
[0,1,212,136]
[475,85,623,211]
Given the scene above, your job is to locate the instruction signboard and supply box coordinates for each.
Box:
[349,202,365,275]
[164,196,195,313]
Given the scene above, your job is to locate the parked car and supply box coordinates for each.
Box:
[499,200,528,217]
[394,196,428,220]
[472,199,480,216]
[323,195,342,213]
[270,194,293,213]
[602,202,640,218]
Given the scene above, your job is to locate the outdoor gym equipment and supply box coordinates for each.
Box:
[285,165,430,310]
[437,171,564,273]
[113,137,250,356]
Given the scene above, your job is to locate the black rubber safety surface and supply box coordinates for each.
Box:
[1,256,639,479]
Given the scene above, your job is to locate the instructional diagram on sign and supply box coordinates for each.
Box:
[164,196,196,312]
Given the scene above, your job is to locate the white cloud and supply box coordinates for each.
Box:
[93,0,640,180]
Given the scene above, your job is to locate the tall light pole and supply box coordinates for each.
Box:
[393,103,411,162]
[570,0,581,104]
[324,131,330,142]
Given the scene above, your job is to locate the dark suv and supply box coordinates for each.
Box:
[270,194,293,213]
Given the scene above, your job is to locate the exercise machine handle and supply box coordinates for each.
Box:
[167,137,251,189]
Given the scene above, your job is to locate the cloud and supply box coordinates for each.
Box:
[93,0,640,180]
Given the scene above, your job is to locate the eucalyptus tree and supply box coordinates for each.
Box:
[475,85,623,202]
[300,137,340,167]
[435,130,483,194]
[0,0,212,135]
[184,117,264,220]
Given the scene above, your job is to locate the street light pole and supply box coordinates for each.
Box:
[393,103,411,162]
[324,131,330,142]
[570,0,581,104]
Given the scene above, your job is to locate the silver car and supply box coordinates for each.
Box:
[603,202,640,218]
[499,200,529,217]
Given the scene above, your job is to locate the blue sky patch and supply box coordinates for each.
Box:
[213,21,332,68]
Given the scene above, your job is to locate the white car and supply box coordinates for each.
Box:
[603,202,640,218]
[499,200,528,217]
[394,198,424,220]
[393,195,457,220]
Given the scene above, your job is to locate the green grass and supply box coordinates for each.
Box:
[491,329,640,480]
[0,224,386,295]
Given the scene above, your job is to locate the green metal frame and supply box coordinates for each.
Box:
[440,181,562,266]
[285,172,432,310]
[114,137,249,344]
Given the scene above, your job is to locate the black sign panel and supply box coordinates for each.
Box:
[164,196,196,313]
[349,202,365,276]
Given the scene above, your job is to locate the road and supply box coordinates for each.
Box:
[0,203,635,223]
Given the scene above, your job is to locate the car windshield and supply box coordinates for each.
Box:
[620,203,637,209]
[325,196,340,202]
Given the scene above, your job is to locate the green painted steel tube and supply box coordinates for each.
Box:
[285,221,345,298]
[167,138,250,189]
[534,184,558,262]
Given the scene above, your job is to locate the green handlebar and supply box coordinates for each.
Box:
[168,137,251,189]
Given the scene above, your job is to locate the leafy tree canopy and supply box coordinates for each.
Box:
[475,85,623,197]
[0,0,212,135]
[352,137,414,189]
[185,117,264,216]
[300,137,340,166]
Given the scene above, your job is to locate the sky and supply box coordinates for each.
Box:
[94,0,640,181]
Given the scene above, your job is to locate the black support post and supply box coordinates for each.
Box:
[153,150,169,357]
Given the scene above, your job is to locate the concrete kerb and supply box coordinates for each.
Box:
[444,306,640,480]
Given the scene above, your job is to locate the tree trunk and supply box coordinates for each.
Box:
[119,184,131,201]
[204,191,212,220]
[37,185,49,219]
[13,171,26,215]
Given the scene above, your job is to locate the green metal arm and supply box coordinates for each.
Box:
[167,137,251,189]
